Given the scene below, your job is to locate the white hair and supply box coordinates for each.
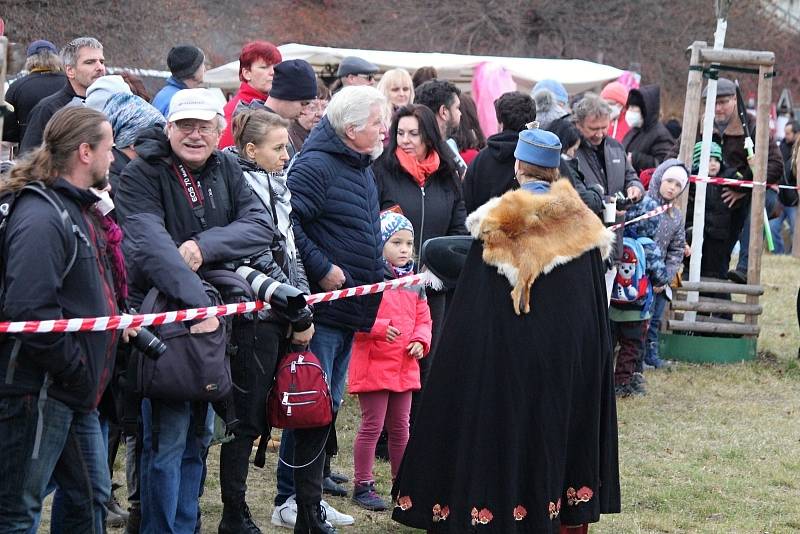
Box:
[326,86,387,138]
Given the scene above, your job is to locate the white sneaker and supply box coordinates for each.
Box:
[321,499,355,526]
[271,495,297,529]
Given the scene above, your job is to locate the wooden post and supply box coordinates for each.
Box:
[745,64,773,329]
[677,41,707,218]
[0,37,7,143]
[794,206,800,258]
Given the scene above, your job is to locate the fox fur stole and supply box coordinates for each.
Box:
[466,179,615,315]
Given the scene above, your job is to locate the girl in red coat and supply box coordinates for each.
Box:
[348,211,432,512]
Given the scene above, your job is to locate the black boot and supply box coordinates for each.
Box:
[294,502,337,534]
[125,502,141,534]
[219,501,262,533]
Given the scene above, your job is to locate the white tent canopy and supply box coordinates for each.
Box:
[204,43,624,95]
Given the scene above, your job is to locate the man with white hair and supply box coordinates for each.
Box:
[115,88,271,534]
[271,86,387,532]
[20,37,106,154]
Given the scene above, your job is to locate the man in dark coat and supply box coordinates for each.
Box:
[20,37,106,155]
[271,86,386,532]
[0,107,129,532]
[115,88,272,534]
[689,78,784,282]
[463,91,536,213]
[574,93,644,265]
[2,40,66,144]
[622,84,675,174]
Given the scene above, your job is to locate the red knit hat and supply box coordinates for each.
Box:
[600,81,629,106]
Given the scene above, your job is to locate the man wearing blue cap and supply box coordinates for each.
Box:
[2,39,66,144]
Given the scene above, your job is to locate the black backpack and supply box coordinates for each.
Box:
[0,181,85,380]
[0,181,83,303]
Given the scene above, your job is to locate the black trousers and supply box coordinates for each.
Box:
[219,320,284,505]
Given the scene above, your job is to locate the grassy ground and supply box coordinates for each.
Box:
[43,255,800,533]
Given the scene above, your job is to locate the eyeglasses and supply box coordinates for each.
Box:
[355,73,375,82]
[174,120,219,136]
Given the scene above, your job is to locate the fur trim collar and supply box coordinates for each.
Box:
[466,179,614,314]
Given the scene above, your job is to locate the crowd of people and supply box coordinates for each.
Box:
[0,33,797,534]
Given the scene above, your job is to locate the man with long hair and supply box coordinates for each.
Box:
[0,106,132,532]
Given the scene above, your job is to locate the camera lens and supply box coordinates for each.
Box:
[133,327,167,359]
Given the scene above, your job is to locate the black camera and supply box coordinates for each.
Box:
[131,327,167,360]
[614,191,635,210]
[235,266,309,320]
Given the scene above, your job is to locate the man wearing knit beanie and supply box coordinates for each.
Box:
[152,45,206,116]
[256,59,317,159]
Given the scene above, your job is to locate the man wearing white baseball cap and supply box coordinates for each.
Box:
[115,87,272,534]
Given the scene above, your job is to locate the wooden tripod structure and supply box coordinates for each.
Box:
[668,42,774,342]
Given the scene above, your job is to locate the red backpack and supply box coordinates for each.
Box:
[268,350,333,429]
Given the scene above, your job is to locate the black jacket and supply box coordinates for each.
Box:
[3,71,67,143]
[576,136,644,261]
[288,117,384,332]
[115,127,272,309]
[0,179,120,412]
[560,158,604,214]
[463,130,518,213]
[622,85,675,174]
[19,82,81,155]
[373,150,468,255]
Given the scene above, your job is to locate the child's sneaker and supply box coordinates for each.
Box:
[352,481,388,511]
[631,372,647,396]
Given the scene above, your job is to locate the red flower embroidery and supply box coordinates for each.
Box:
[577,486,593,502]
[548,501,558,520]
[396,496,413,511]
[432,504,450,522]
[567,486,593,506]
[514,505,527,521]
[471,508,493,525]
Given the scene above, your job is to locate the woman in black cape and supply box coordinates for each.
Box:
[392,128,621,533]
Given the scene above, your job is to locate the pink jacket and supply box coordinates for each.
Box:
[348,283,432,394]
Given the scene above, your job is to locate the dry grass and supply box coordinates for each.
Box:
[42,255,800,533]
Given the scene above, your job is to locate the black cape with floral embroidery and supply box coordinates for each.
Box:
[391,240,621,533]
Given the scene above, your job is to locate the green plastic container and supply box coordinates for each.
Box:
[659,332,757,364]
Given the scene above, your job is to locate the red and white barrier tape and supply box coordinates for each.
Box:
[689,174,799,190]
[0,273,431,334]
[609,203,672,231]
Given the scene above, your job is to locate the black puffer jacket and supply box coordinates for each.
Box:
[462,130,518,213]
[0,179,120,412]
[622,85,675,174]
[373,149,468,255]
[288,117,384,332]
[115,127,273,309]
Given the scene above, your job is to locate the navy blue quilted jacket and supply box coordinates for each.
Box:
[288,117,383,332]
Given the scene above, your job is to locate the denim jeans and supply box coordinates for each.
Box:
[769,204,797,254]
[734,189,780,272]
[140,399,214,534]
[0,395,109,534]
[275,323,354,505]
[645,292,669,363]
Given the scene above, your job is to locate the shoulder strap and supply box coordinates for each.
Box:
[20,182,81,281]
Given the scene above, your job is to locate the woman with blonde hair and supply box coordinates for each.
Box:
[377,68,415,118]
